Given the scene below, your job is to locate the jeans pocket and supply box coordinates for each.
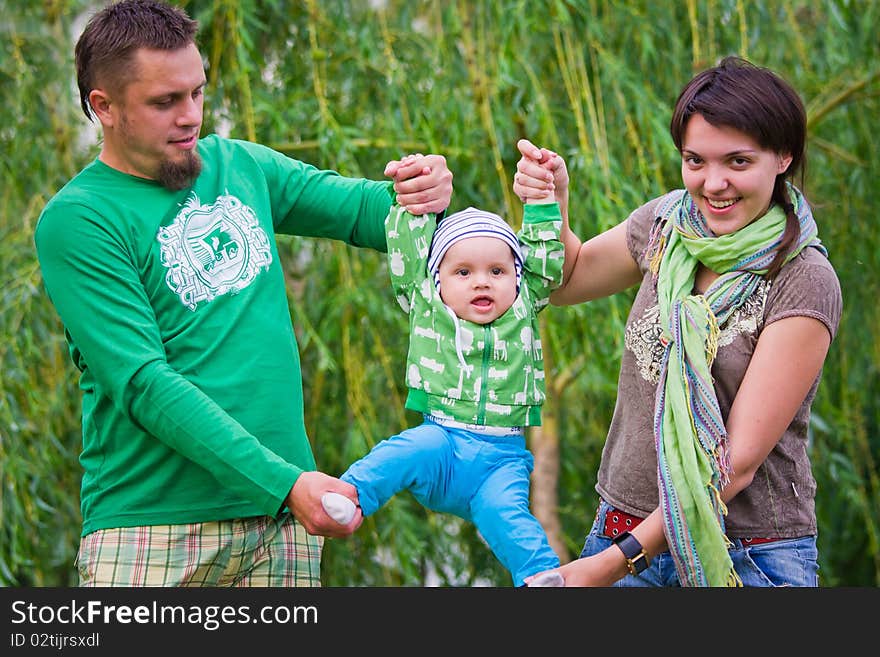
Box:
[578,500,613,559]
[732,537,819,587]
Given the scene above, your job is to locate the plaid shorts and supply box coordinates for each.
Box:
[75,513,322,587]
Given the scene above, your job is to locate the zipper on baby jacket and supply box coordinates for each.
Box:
[477,324,493,424]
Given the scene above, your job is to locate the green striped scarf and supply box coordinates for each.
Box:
[647,183,824,586]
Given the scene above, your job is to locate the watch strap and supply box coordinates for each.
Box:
[612,531,650,575]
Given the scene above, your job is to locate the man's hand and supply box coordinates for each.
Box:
[384,153,453,215]
[286,471,363,538]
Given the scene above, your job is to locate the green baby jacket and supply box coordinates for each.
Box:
[386,200,564,427]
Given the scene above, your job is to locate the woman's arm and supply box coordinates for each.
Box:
[550,220,643,304]
[718,315,832,497]
[513,139,641,304]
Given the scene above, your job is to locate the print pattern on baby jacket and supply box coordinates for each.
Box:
[385,201,564,427]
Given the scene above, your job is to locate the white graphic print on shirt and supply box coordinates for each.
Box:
[157,193,272,310]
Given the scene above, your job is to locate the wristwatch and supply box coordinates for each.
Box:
[612,531,650,576]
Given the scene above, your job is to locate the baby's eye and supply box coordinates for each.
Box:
[455,268,470,277]
[491,267,504,275]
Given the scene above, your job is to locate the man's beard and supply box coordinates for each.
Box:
[157,150,202,190]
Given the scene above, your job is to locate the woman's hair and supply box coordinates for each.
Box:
[669,56,807,278]
[75,0,199,121]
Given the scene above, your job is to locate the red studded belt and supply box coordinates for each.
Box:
[602,507,785,545]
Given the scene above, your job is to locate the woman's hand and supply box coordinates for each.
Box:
[513,138,569,209]
[525,548,628,587]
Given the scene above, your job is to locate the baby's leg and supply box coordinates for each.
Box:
[340,422,455,517]
[469,454,561,586]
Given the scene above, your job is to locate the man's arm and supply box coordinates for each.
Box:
[251,144,453,251]
[34,203,358,537]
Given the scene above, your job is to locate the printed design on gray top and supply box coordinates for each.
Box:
[625,280,769,384]
[157,193,273,311]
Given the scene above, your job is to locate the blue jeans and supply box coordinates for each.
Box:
[580,499,819,587]
[341,420,560,586]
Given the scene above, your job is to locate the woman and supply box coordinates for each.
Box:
[515,56,841,586]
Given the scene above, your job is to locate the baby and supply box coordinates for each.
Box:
[325,185,565,587]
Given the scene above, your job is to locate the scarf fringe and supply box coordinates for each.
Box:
[715,439,733,487]
[714,488,743,588]
[727,568,744,587]
[709,478,729,519]
[645,216,669,280]
[697,294,720,364]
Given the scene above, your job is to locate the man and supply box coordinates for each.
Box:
[34,0,452,586]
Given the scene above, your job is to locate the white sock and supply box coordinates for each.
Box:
[527,571,565,587]
[321,492,357,525]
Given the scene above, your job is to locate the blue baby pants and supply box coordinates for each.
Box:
[341,419,560,586]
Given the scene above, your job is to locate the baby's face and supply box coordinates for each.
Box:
[438,236,517,324]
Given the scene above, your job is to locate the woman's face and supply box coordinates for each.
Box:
[680,114,792,235]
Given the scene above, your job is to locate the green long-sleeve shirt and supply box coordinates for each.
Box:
[35,135,390,534]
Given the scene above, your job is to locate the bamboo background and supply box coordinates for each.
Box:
[1,0,877,586]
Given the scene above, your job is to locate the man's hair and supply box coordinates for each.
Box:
[75,0,199,121]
